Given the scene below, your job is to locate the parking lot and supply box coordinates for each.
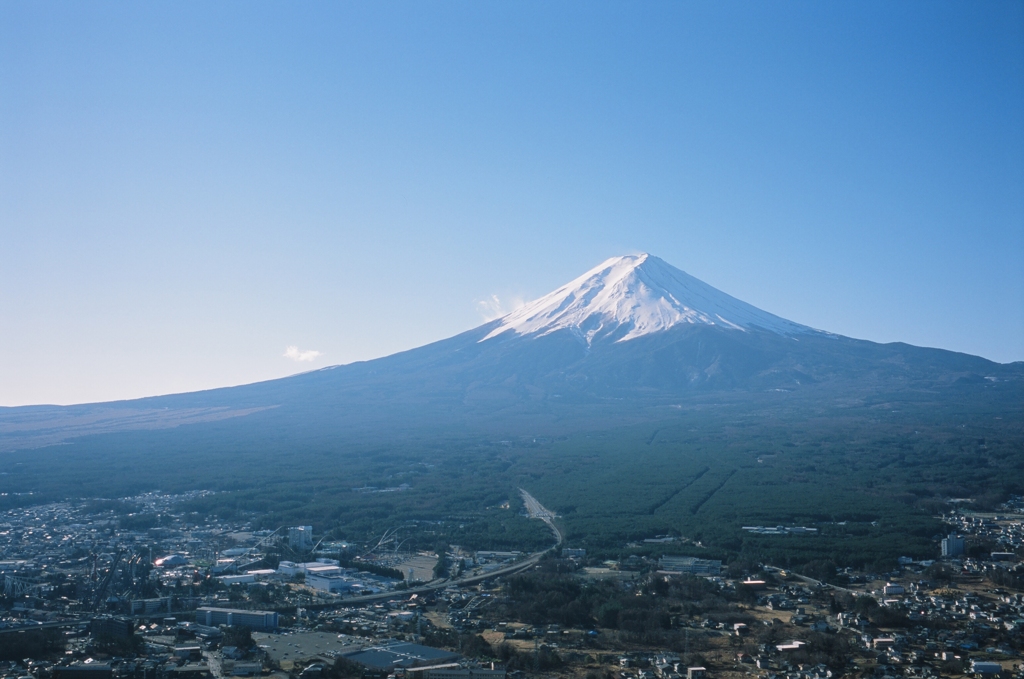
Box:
[254,631,364,669]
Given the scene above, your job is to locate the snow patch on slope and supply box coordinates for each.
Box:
[482,254,813,345]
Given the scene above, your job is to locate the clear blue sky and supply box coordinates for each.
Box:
[2,1,1022,406]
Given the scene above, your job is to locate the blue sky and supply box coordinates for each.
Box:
[1,1,1022,406]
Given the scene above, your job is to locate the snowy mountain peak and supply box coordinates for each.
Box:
[482,253,813,345]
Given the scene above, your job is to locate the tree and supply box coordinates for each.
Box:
[222,626,255,651]
[433,545,450,579]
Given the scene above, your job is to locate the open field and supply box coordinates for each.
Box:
[394,554,440,583]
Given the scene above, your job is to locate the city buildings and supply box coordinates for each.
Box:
[195,607,278,630]
[941,533,966,558]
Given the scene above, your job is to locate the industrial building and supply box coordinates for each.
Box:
[407,664,506,679]
[306,573,354,593]
[91,615,135,639]
[196,607,279,630]
[344,641,460,671]
[658,556,722,575]
[277,559,340,577]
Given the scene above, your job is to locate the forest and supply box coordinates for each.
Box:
[0,379,1019,573]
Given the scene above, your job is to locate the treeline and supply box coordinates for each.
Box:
[498,559,734,638]
[338,558,404,581]
[988,567,1024,591]
[422,626,564,672]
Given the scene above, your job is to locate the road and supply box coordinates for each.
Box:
[0,619,86,635]
[519,488,562,545]
[763,565,858,595]
[293,490,562,611]
[294,489,563,610]
[294,549,550,611]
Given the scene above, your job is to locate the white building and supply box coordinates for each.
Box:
[289,526,314,550]
[306,573,354,594]
[306,565,343,578]
[277,559,341,577]
[941,533,965,557]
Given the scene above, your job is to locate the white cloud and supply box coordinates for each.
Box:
[284,345,323,362]
[476,294,525,322]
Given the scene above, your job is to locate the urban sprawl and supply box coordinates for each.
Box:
[0,494,1021,679]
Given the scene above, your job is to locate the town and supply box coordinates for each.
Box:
[0,493,1020,679]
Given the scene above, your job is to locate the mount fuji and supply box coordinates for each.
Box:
[483,253,812,344]
[1,254,1021,452]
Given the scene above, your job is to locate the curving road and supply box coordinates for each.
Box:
[292,490,562,611]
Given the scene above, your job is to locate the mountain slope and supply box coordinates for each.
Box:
[1,254,1021,452]
[0,254,1020,570]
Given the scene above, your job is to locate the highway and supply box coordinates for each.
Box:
[763,565,858,595]
[290,489,562,611]
[519,488,562,545]
[0,619,87,635]
[305,551,547,609]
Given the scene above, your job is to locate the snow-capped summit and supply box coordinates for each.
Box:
[483,253,813,345]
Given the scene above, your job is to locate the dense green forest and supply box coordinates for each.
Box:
[0,379,1019,572]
